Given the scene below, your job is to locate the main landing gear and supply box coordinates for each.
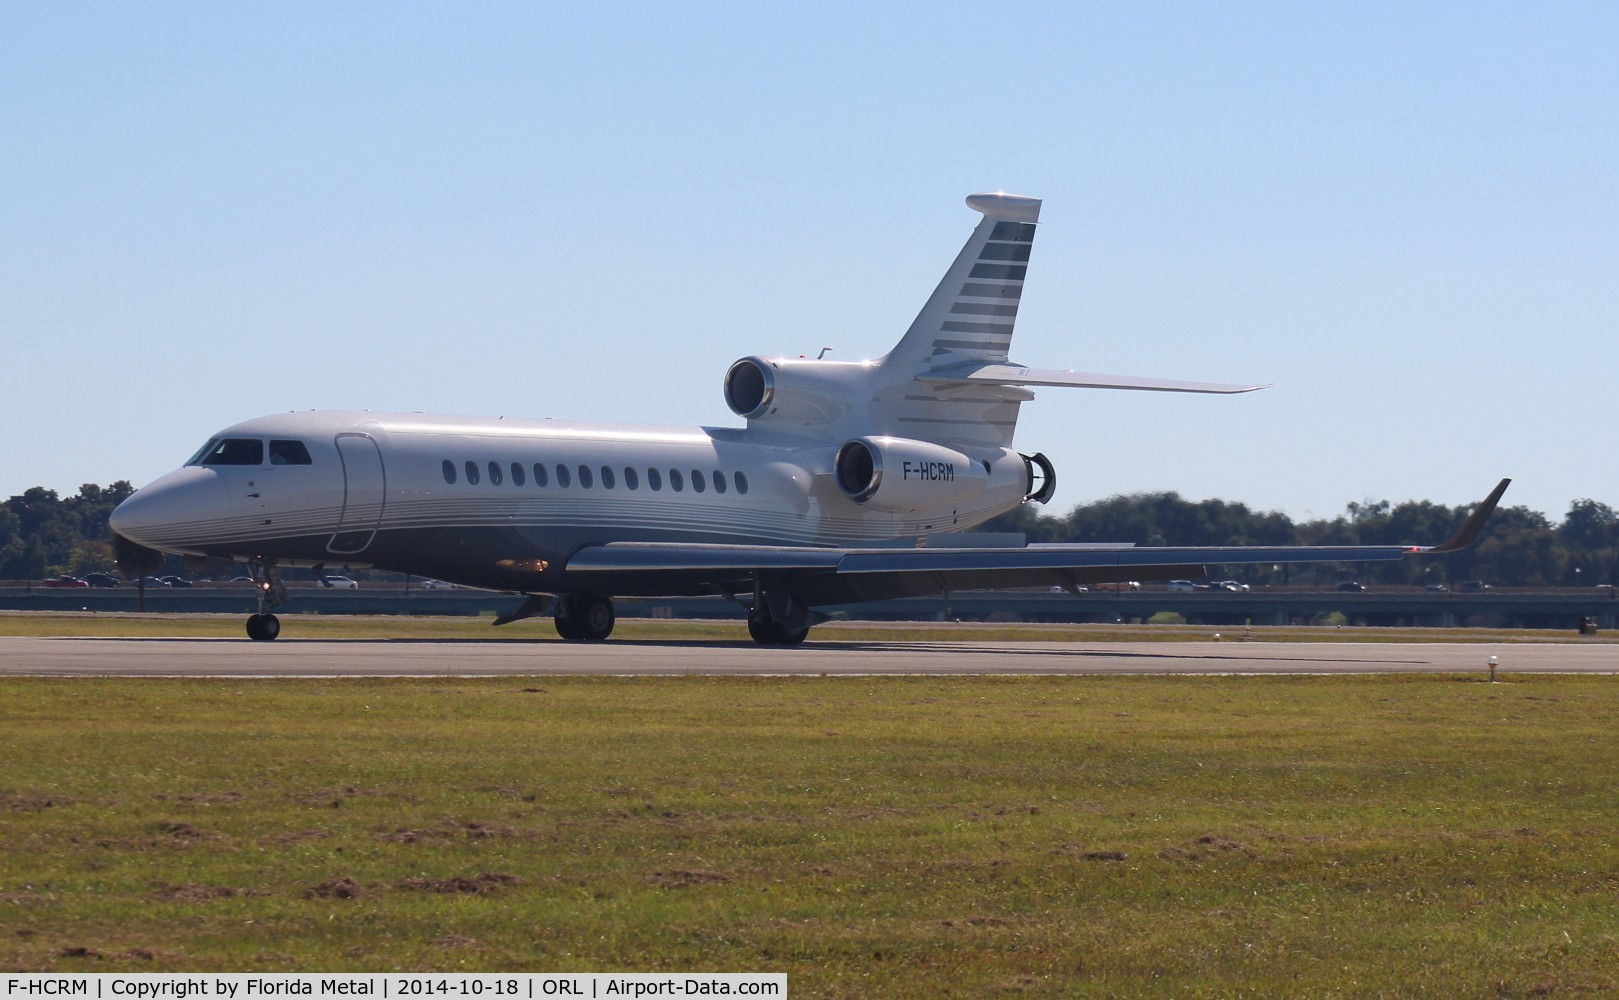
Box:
[553,595,615,641]
[746,611,808,646]
[244,559,288,641]
[742,576,817,646]
[494,586,817,645]
[491,594,615,641]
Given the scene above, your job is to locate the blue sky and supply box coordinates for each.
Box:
[3,2,1614,523]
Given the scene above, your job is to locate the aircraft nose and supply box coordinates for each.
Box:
[110,466,229,552]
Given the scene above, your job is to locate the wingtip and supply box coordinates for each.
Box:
[1426,478,1512,554]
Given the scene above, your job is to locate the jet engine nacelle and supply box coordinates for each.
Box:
[723,356,872,431]
[834,436,1004,513]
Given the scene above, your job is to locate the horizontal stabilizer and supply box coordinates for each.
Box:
[918,362,1266,394]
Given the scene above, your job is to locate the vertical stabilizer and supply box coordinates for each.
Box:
[872,193,1042,449]
[880,192,1042,371]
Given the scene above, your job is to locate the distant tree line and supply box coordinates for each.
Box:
[2,483,138,580]
[3,482,1617,588]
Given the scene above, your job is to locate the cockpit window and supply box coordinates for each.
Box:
[269,440,312,465]
[185,439,220,466]
[199,438,264,466]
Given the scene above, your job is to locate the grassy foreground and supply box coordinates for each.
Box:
[4,674,1619,996]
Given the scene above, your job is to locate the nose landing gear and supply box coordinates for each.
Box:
[246,613,281,641]
[244,560,288,641]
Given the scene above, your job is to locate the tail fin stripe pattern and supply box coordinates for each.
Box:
[941,320,1014,335]
[978,243,1033,261]
[959,283,1020,298]
[969,263,1027,280]
[989,221,1036,242]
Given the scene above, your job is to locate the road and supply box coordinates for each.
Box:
[0,635,1614,676]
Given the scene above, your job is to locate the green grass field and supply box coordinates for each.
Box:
[4,670,1618,996]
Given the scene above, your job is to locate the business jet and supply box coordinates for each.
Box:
[109,192,1509,643]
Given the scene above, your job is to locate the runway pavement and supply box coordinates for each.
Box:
[1,635,1615,676]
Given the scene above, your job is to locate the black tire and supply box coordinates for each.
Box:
[579,597,615,641]
[555,596,614,641]
[246,613,281,641]
[553,607,583,641]
[747,614,808,646]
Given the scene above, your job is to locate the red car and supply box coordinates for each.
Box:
[41,575,89,588]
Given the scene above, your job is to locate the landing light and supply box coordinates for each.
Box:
[496,559,549,573]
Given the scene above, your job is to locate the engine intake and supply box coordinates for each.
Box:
[723,357,776,419]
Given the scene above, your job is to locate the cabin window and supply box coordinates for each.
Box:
[556,464,570,488]
[442,460,456,484]
[533,463,548,487]
[578,465,593,489]
[488,461,503,486]
[690,470,705,494]
[648,468,662,491]
[669,469,683,492]
[600,466,616,490]
[269,440,313,465]
[511,462,525,487]
[465,461,480,485]
[624,467,639,491]
[200,438,264,466]
[733,471,748,495]
[712,470,726,494]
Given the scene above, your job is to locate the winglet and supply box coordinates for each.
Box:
[1424,478,1512,554]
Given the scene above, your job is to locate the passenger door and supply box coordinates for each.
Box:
[328,433,386,555]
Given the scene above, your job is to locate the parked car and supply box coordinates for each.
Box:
[131,576,169,588]
[157,575,193,588]
[1457,580,1492,593]
[1167,580,1197,592]
[319,575,359,590]
[1424,583,1450,593]
[419,579,457,590]
[41,575,89,588]
[1336,581,1366,592]
[1212,580,1250,592]
[1094,581,1141,592]
[82,572,120,588]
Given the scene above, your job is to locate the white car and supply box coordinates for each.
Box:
[319,575,359,590]
[419,579,456,590]
[1167,580,1197,592]
[1212,580,1250,592]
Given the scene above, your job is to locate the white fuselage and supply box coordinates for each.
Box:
[110,408,1033,594]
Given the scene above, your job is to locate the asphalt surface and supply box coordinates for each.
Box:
[1,635,1615,676]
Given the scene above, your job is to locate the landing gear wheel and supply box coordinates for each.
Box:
[748,613,809,646]
[555,596,615,641]
[246,613,281,641]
